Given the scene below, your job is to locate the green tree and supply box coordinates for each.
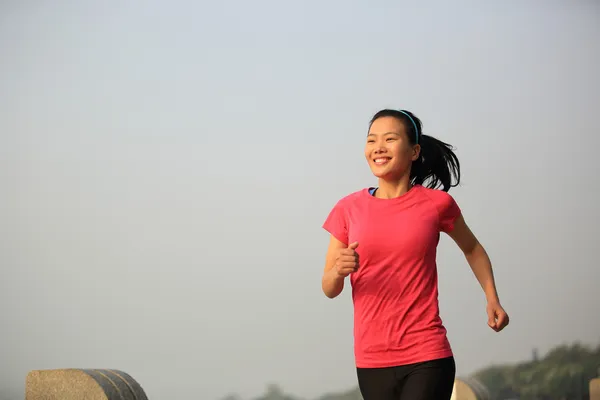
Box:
[474,342,600,400]
[250,383,303,400]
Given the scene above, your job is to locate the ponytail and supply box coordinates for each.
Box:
[369,109,461,192]
[412,134,460,192]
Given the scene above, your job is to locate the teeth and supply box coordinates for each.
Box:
[374,158,389,163]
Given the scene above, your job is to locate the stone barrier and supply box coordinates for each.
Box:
[590,377,600,400]
[451,378,491,400]
[26,368,148,400]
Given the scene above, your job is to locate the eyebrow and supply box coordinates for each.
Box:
[367,131,401,137]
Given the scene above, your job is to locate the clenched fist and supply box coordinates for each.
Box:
[486,300,509,332]
[334,242,360,277]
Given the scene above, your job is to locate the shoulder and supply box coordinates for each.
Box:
[324,188,368,219]
[323,189,367,243]
[416,185,461,217]
[417,185,456,206]
[334,188,367,208]
[416,186,462,232]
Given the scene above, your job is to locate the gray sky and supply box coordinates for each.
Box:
[1,1,599,399]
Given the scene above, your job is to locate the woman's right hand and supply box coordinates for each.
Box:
[334,242,359,277]
[322,237,359,298]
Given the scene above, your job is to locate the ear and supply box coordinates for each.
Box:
[411,144,421,161]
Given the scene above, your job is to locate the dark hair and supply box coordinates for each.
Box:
[369,109,460,192]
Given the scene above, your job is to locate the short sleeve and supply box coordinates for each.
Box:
[435,192,462,233]
[322,201,349,245]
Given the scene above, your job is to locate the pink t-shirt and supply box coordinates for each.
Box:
[322,184,461,368]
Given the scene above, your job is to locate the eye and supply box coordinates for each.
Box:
[367,139,375,143]
[386,138,396,142]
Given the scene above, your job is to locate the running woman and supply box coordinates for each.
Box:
[321,109,509,400]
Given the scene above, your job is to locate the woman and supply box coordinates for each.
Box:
[321,109,509,400]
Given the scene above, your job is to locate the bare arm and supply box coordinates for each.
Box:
[448,214,499,302]
[448,214,509,331]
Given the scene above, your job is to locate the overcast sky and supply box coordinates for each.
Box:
[1,1,599,399]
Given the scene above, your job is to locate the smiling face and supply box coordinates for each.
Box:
[365,116,420,180]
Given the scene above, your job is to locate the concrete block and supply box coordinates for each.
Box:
[26,368,148,400]
[590,377,600,400]
[451,378,490,400]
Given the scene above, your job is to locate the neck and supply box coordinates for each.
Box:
[375,174,413,199]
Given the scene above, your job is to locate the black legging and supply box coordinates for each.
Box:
[356,356,456,400]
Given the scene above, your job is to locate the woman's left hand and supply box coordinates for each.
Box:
[486,300,509,332]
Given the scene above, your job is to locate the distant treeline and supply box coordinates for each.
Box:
[225,342,600,400]
[474,342,600,400]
